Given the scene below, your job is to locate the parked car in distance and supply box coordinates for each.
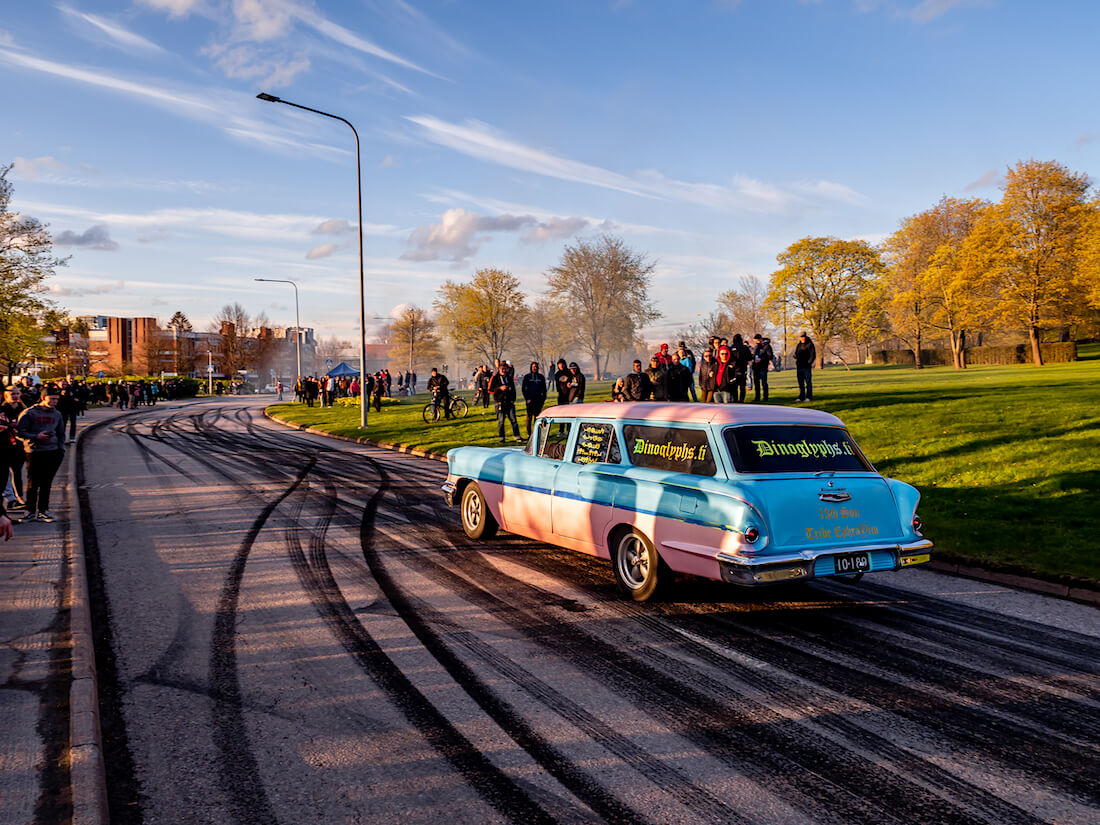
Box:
[442,402,932,601]
[262,384,278,393]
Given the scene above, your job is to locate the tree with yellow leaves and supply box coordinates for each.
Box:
[967,160,1091,365]
[765,237,883,369]
[434,268,528,366]
[882,196,990,369]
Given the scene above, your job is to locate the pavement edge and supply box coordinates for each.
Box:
[68,423,109,825]
[264,407,1098,609]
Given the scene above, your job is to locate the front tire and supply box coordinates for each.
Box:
[422,403,439,424]
[612,528,665,601]
[451,397,469,418]
[460,483,498,539]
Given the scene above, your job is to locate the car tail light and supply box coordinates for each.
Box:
[911,515,922,533]
[743,527,760,543]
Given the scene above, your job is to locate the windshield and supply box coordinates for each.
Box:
[724,425,872,474]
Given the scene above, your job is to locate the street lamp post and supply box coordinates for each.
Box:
[254,277,302,389]
[257,92,368,428]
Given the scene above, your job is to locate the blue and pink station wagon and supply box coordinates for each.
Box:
[442,402,932,601]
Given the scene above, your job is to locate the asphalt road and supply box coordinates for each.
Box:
[79,398,1099,825]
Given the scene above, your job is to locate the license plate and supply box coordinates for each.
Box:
[833,552,870,575]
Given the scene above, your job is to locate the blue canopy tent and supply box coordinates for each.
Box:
[326,361,360,377]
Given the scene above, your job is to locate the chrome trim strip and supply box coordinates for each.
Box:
[717,539,933,568]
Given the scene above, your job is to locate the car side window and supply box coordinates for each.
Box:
[572,422,621,465]
[539,421,572,460]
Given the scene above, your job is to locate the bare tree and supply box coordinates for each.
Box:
[717,275,771,338]
[211,302,253,378]
[386,306,441,373]
[545,235,659,379]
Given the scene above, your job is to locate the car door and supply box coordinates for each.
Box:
[551,421,622,548]
[497,419,567,538]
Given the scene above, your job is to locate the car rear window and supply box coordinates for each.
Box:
[623,425,716,476]
[724,425,872,473]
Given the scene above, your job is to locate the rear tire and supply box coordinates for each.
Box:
[612,528,665,601]
[460,483,498,539]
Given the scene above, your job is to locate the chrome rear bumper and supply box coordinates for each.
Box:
[716,539,933,586]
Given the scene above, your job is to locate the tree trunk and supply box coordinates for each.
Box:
[1029,325,1044,366]
[913,327,923,369]
[959,330,966,369]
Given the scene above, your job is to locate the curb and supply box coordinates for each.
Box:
[928,560,1100,608]
[263,407,1098,609]
[68,421,108,825]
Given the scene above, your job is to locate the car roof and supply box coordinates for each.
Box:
[538,402,845,427]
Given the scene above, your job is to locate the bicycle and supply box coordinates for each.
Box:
[422,394,469,423]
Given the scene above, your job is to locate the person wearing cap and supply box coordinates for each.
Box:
[15,384,66,522]
[644,355,668,401]
[566,362,586,403]
[655,343,673,367]
[751,334,774,402]
[794,332,816,402]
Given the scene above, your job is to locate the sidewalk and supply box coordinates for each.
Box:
[0,402,159,825]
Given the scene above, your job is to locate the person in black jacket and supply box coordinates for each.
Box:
[697,349,717,403]
[520,362,547,436]
[16,386,66,522]
[488,364,523,443]
[644,356,668,401]
[623,360,652,401]
[426,368,451,419]
[666,354,692,402]
[566,363,586,403]
[553,359,571,407]
[751,334,774,403]
[1,385,27,510]
[730,334,752,403]
[794,332,816,402]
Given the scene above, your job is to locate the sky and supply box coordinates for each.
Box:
[3,0,1098,348]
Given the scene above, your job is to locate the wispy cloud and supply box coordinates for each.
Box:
[23,200,400,244]
[407,116,867,214]
[54,224,119,250]
[401,207,590,263]
[306,242,339,260]
[903,0,988,24]
[49,279,126,297]
[12,156,68,179]
[965,168,1001,190]
[57,4,167,54]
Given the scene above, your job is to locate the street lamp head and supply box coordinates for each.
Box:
[256,92,281,102]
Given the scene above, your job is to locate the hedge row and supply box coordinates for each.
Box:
[871,342,1078,366]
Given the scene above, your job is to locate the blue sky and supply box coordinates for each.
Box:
[3,0,1098,346]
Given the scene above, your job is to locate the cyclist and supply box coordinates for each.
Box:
[426,368,451,420]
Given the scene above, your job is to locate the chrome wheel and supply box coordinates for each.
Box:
[459,483,498,539]
[611,529,664,601]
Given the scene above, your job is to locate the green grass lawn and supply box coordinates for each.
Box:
[270,349,1100,584]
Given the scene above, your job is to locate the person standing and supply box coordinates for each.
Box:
[566,363,586,403]
[713,345,736,403]
[751,334,774,402]
[676,342,697,401]
[553,359,571,408]
[730,334,752,403]
[426,368,451,419]
[16,386,66,522]
[697,349,717,403]
[623,360,652,401]
[489,363,523,443]
[520,362,547,437]
[794,332,817,402]
[644,355,668,401]
[2,386,27,511]
[58,379,79,443]
[666,354,692,402]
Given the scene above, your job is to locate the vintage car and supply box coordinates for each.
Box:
[441,402,932,601]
